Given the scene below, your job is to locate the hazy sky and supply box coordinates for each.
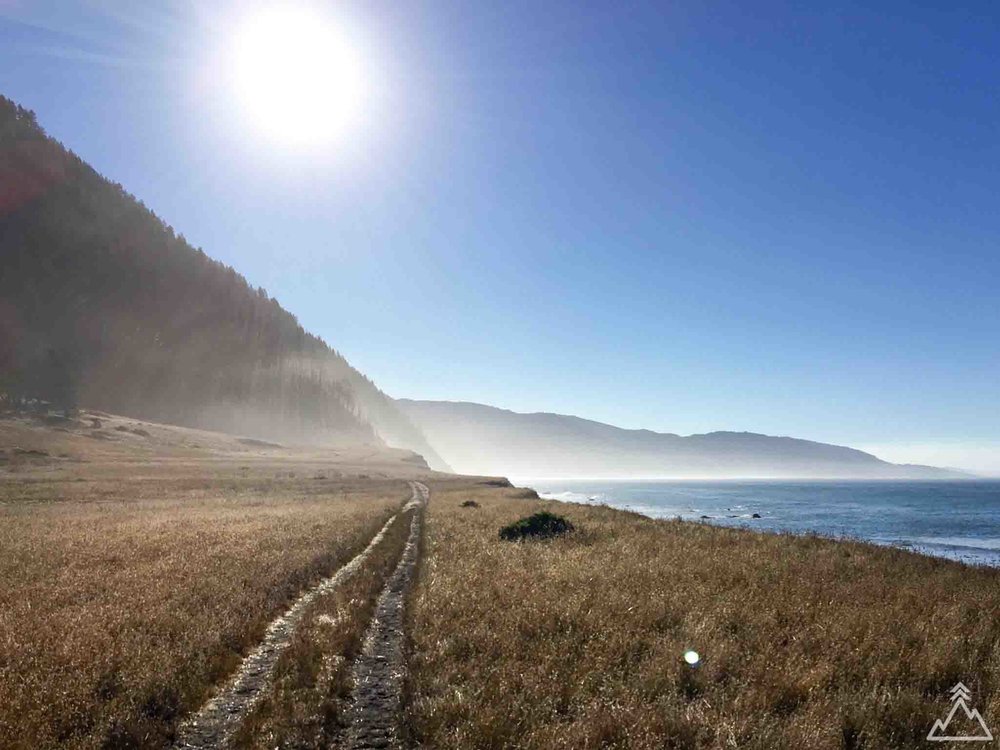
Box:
[2,1,999,472]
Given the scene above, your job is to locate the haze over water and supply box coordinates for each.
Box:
[528,479,1000,567]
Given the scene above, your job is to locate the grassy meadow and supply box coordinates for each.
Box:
[408,479,1000,749]
[0,413,418,750]
[6,411,1000,749]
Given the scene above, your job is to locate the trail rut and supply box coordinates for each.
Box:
[343,481,428,750]
[173,482,424,750]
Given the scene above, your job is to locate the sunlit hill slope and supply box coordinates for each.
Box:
[0,95,447,470]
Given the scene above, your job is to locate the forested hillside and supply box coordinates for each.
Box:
[0,96,447,468]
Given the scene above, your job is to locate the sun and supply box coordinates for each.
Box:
[230,6,363,148]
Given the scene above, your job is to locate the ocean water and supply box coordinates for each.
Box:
[523,479,1000,567]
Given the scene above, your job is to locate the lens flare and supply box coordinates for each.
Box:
[229,5,364,148]
[683,650,700,666]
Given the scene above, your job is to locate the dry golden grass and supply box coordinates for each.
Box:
[0,414,420,750]
[10,409,1000,749]
[408,480,1000,749]
[234,506,415,749]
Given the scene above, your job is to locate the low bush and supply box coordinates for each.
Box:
[498,511,574,541]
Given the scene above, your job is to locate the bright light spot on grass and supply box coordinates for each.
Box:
[683,650,700,666]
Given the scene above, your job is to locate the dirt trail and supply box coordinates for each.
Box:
[173,482,424,750]
[343,481,428,750]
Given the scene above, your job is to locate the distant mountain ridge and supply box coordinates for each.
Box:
[397,399,963,479]
[0,95,448,470]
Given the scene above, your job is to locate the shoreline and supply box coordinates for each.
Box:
[410,476,1000,747]
[525,477,1000,568]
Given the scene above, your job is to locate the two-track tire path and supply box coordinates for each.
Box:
[342,481,428,749]
[174,481,428,750]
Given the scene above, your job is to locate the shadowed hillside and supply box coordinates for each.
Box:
[398,399,962,478]
[0,96,447,469]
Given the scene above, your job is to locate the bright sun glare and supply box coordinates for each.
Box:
[230,6,363,148]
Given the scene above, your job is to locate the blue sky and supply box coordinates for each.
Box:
[3,1,999,472]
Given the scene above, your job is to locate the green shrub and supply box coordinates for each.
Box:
[499,511,574,541]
